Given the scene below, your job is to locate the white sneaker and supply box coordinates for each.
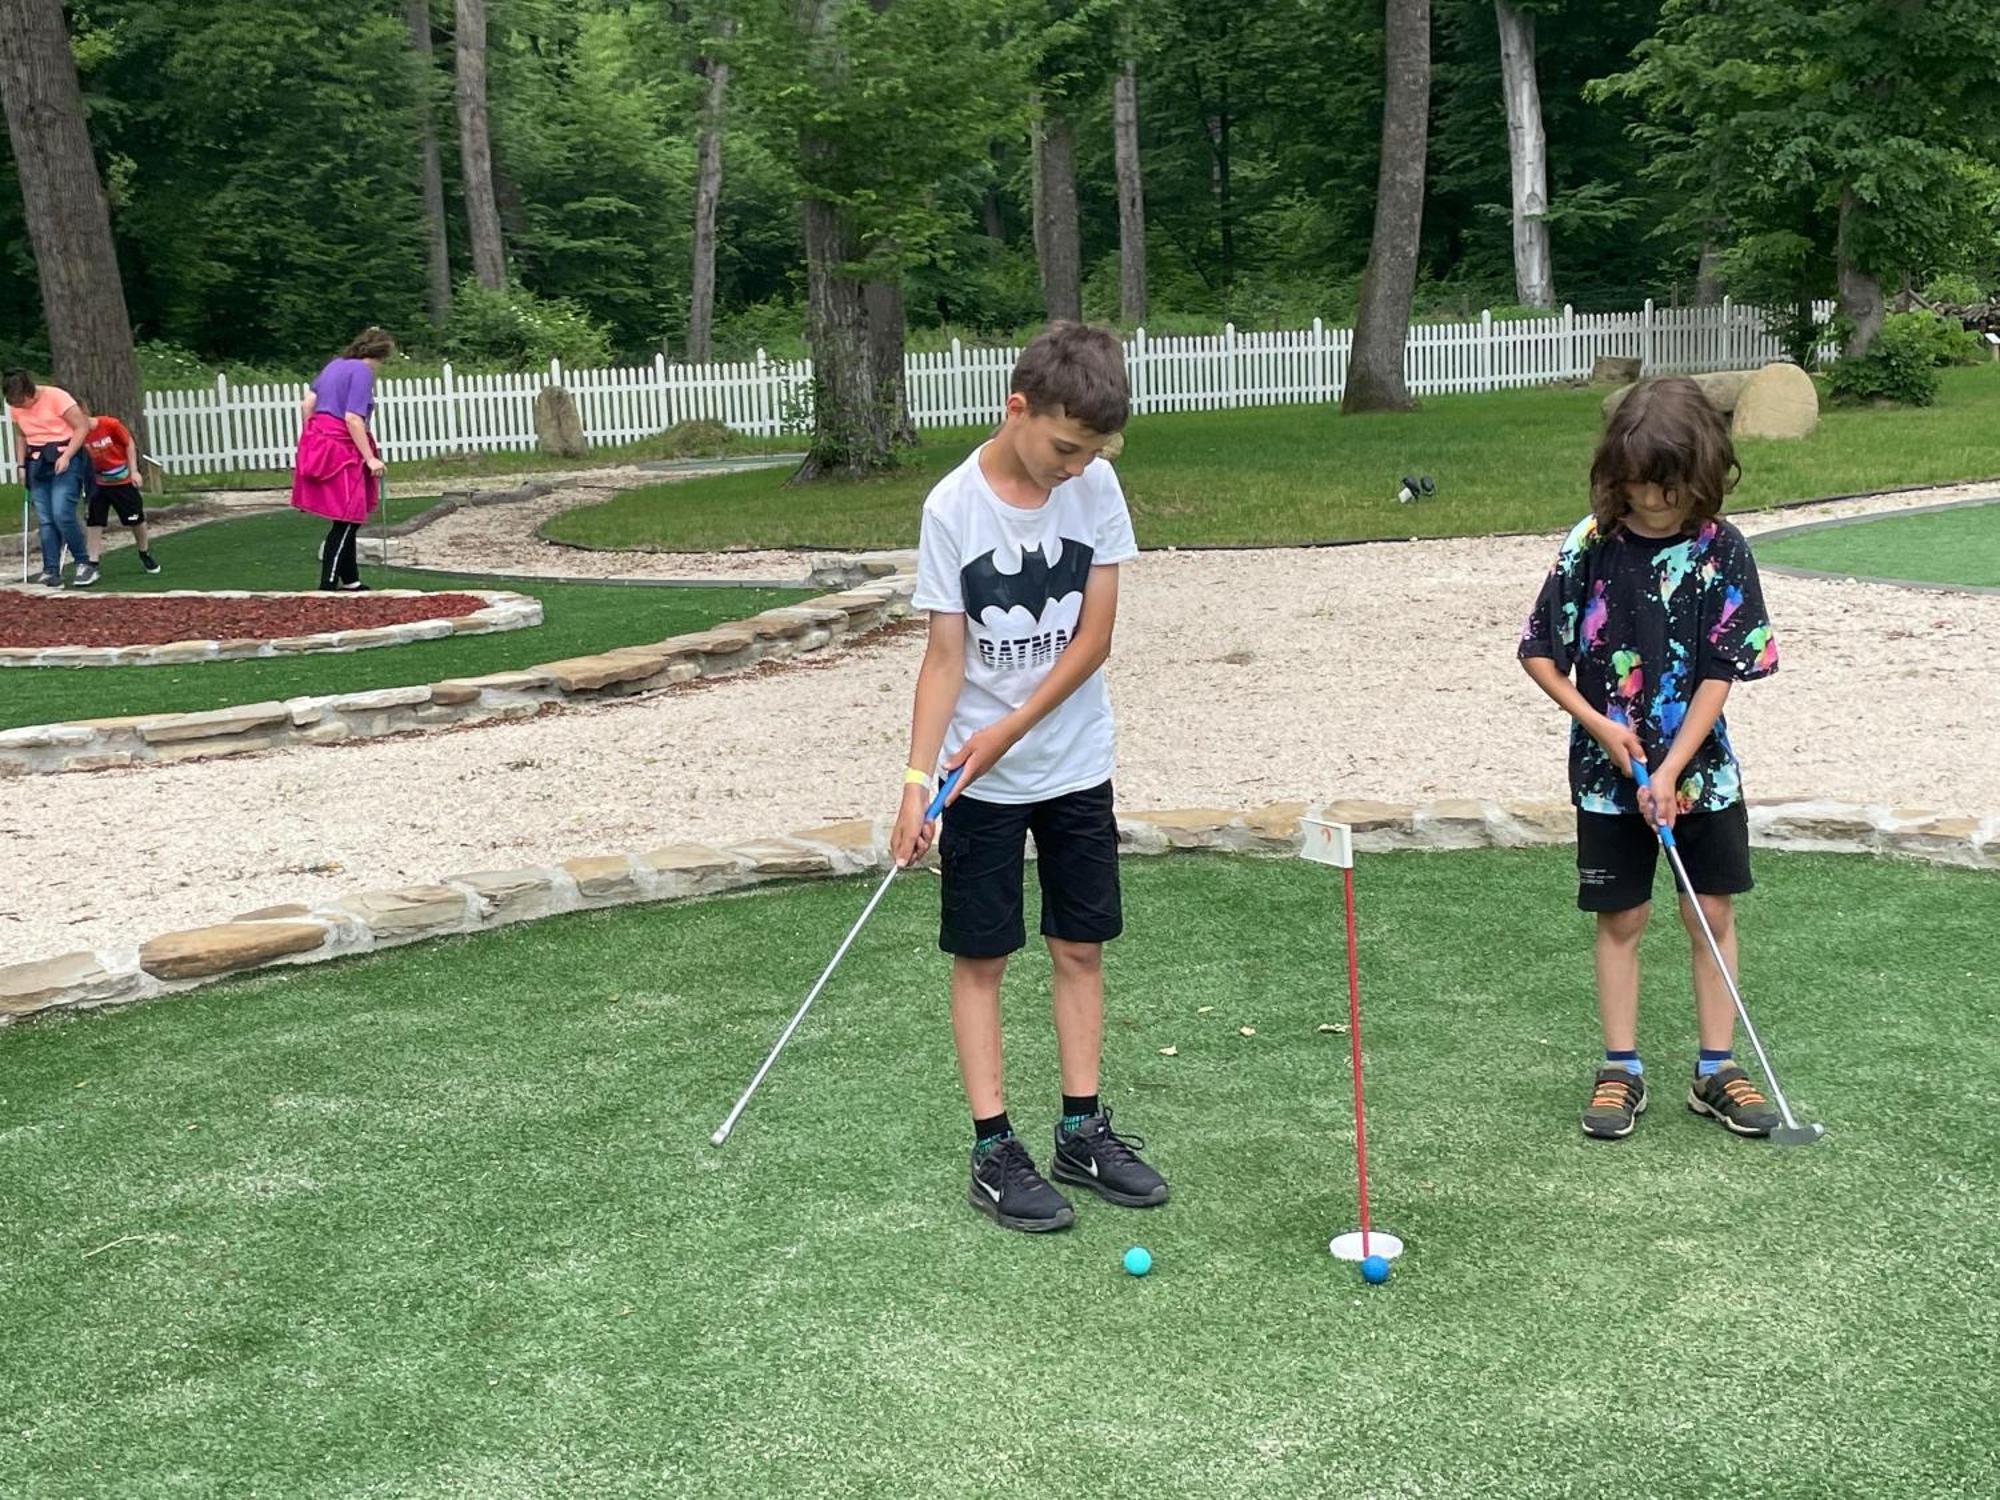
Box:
[70,563,100,587]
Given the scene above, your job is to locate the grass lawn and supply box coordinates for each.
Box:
[1754,498,2000,588]
[1,508,812,731]
[542,365,2000,551]
[2,849,1993,1498]
[2,429,800,508]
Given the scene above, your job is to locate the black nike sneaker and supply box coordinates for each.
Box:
[969,1136,1075,1232]
[1050,1109,1169,1207]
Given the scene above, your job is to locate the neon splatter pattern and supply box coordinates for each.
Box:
[1519,515,1778,815]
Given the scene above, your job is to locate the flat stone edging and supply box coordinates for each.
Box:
[0,588,539,668]
[0,567,916,777]
[1751,494,2000,597]
[3,796,1991,1028]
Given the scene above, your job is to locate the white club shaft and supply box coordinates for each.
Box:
[710,860,904,1146]
[1661,842,1803,1132]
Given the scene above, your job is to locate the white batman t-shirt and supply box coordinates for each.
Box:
[912,444,1138,804]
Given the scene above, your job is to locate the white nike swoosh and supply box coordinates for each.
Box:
[979,1179,1002,1202]
[1084,1157,1099,1178]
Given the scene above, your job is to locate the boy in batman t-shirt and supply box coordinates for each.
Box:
[889,321,1167,1233]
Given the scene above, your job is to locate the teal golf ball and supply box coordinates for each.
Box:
[1123,1246,1152,1277]
[1360,1254,1390,1284]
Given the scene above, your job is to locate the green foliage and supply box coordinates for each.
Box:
[655,418,739,458]
[1922,272,1986,307]
[4,0,1997,378]
[1594,0,2000,333]
[1825,312,1979,406]
[443,280,613,370]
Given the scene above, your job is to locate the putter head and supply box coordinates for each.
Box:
[1771,1122,1825,1147]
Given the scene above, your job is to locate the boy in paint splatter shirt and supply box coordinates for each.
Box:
[1519,489,1777,816]
[1518,376,1782,1145]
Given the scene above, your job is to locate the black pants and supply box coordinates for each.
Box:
[938,780,1123,958]
[320,520,360,587]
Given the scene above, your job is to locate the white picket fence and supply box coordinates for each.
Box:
[2,297,1834,483]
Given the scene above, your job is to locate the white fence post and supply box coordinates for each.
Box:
[1223,322,1238,408]
[442,362,461,454]
[1132,326,1148,414]
[1480,309,1494,390]
[1563,304,1577,381]
[1642,297,1656,372]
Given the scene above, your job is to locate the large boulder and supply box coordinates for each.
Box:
[1599,363,1815,438]
[1730,361,1820,440]
[533,384,589,458]
[1588,355,1643,387]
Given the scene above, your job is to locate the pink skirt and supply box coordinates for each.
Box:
[291,411,379,524]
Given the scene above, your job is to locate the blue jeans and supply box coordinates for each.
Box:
[24,447,89,578]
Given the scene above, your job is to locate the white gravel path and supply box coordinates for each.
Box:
[3,481,1994,964]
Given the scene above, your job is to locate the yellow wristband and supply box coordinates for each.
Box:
[903,766,932,787]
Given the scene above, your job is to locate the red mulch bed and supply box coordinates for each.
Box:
[0,591,490,649]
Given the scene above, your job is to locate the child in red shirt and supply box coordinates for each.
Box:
[81,414,160,574]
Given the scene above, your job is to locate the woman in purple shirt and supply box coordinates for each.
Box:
[291,327,393,590]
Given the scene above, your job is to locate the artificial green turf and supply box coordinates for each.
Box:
[2,849,1994,1498]
[2,508,813,730]
[1754,499,2000,588]
[540,365,2000,552]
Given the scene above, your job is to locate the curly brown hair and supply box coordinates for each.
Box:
[1590,376,1739,534]
[341,327,397,361]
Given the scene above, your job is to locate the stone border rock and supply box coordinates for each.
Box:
[1752,494,2000,597]
[0,588,539,668]
[0,567,915,777]
[3,796,1990,1027]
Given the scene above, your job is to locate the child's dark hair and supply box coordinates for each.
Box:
[1591,376,1739,533]
[1011,321,1129,434]
[342,327,396,361]
[2,369,36,405]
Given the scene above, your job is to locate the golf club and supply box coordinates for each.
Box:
[710,765,964,1148]
[1631,762,1825,1146]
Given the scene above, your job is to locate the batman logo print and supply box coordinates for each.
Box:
[960,539,1095,625]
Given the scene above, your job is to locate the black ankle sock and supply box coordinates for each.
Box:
[1061,1094,1100,1126]
[973,1112,1012,1150]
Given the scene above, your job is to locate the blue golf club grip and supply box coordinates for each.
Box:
[1629,761,1677,848]
[924,764,965,821]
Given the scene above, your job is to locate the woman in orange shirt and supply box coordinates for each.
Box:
[5,368,95,587]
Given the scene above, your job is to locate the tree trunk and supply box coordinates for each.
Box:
[0,0,145,445]
[1694,232,1724,306]
[687,20,733,362]
[1494,0,1552,310]
[1033,102,1082,323]
[1342,0,1430,414]
[1113,60,1147,325]
[794,193,891,481]
[406,0,452,328]
[455,0,507,291]
[866,276,914,446]
[1207,98,1232,289]
[790,0,892,482]
[1835,186,1883,358]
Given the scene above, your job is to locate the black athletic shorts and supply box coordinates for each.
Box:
[86,482,145,529]
[1576,801,1753,912]
[938,779,1122,958]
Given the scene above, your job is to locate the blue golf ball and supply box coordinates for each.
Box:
[1123,1246,1152,1277]
[1360,1254,1390,1284]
